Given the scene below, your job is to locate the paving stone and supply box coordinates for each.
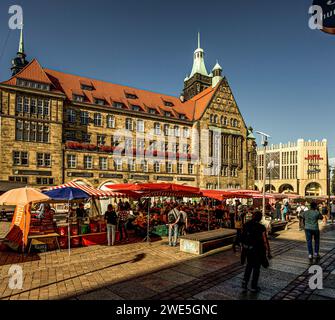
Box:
[77,288,123,300]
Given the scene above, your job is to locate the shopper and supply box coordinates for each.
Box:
[321,202,329,225]
[215,204,224,228]
[118,210,129,242]
[179,206,188,236]
[76,203,86,234]
[105,204,117,246]
[331,201,335,224]
[168,204,181,246]
[275,201,281,221]
[300,201,323,263]
[241,211,271,293]
[297,203,308,231]
[233,209,244,253]
[282,202,289,222]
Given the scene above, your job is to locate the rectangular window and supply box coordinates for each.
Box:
[128,160,136,172]
[37,153,51,167]
[84,156,93,169]
[97,135,106,146]
[94,113,102,126]
[80,111,89,125]
[67,109,76,123]
[182,144,189,153]
[188,164,194,175]
[125,118,133,131]
[99,157,108,170]
[137,119,144,132]
[73,95,84,102]
[137,139,145,151]
[95,99,105,106]
[154,123,161,135]
[13,151,29,166]
[107,115,115,128]
[154,162,160,173]
[67,155,77,168]
[115,159,122,171]
[125,138,133,151]
[16,96,23,113]
[164,124,169,136]
[16,120,23,140]
[177,163,183,174]
[36,177,54,185]
[132,105,140,112]
[166,162,173,173]
[113,102,125,109]
[141,160,148,172]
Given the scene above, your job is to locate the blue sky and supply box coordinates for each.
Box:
[0,0,334,157]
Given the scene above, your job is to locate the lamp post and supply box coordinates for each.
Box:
[256,131,271,218]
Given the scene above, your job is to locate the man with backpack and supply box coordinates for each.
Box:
[168,204,181,247]
[241,211,272,293]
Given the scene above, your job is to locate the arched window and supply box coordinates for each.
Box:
[224,117,228,126]
[230,118,234,126]
[234,119,238,127]
[214,115,218,123]
[210,114,214,123]
[220,116,224,124]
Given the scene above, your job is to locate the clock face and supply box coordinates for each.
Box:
[313,0,335,34]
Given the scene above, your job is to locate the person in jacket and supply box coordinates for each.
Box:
[300,201,324,263]
[241,211,272,293]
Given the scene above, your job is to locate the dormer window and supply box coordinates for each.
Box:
[17,79,50,91]
[163,100,174,107]
[81,84,94,91]
[95,98,105,106]
[164,111,171,117]
[132,105,140,112]
[125,93,138,99]
[73,94,84,102]
[113,102,125,109]
[149,108,156,114]
[179,114,186,120]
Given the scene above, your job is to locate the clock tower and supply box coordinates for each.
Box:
[183,33,212,101]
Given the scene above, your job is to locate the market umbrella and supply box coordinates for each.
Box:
[43,187,90,255]
[0,187,51,253]
[0,187,50,205]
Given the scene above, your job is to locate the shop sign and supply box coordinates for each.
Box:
[68,172,94,178]
[305,155,323,160]
[130,175,149,180]
[13,170,52,176]
[99,173,123,179]
[156,176,174,181]
[177,177,196,182]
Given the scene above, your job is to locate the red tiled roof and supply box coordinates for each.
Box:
[2,59,53,85]
[1,59,219,121]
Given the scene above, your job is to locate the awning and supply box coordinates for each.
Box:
[46,181,140,199]
[0,181,27,193]
[106,183,201,198]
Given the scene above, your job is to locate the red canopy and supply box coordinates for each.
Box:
[106,183,201,198]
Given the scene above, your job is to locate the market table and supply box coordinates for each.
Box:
[179,228,237,255]
[28,233,60,253]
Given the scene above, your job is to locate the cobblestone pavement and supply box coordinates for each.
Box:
[0,220,334,300]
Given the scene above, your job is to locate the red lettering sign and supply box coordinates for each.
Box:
[305,155,323,160]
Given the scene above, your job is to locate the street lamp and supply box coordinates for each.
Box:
[256,131,271,217]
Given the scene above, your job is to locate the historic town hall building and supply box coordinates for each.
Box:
[0,30,256,191]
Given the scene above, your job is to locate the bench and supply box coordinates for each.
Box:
[269,221,288,233]
[179,228,237,255]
